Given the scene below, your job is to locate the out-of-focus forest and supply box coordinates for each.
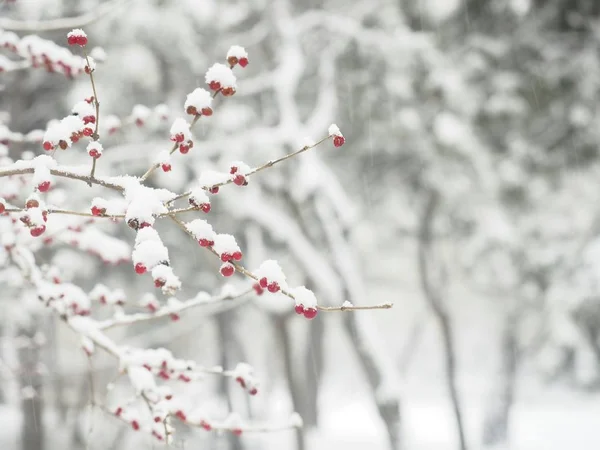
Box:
[2,0,600,449]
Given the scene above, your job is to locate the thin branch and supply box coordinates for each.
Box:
[0,167,124,191]
[97,288,252,330]
[170,215,391,312]
[166,134,333,205]
[82,47,101,182]
[0,0,131,32]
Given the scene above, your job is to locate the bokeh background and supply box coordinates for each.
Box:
[2,0,600,449]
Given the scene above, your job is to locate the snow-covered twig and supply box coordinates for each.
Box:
[0,0,132,32]
[97,288,252,330]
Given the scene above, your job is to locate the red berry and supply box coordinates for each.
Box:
[170,313,180,321]
[221,87,235,97]
[67,35,78,46]
[198,238,214,247]
[179,143,190,154]
[38,181,51,192]
[232,251,242,261]
[209,186,219,194]
[235,376,246,388]
[175,410,187,421]
[0,203,5,214]
[267,282,280,293]
[303,308,318,319]
[230,166,238,174]
[220,263,235,277]
[201,107,213,116]
[239,57,249,67]
[253,283,264,295]
[294,304,305,315]
[134,263,146,274]
[154,278,166,288]
[161,163,171,172]
[259,277,268,288]
[178,374,191,382]
[26,199,39,209]
[201,421,211,431]
[139,222,151,229]
[200,203,211,213]
[82,127,93,136]
[91,205,105,216]
[42,211,48,222]
[89,149,100,158]
[172,133,185,143]
[233,174,246,186]
[333,135,345,147]
[131,420,140,431]
[30,226,46,237]
[232,429,242,436]
[115,407,123,416]
[42,141,53,151]
[220,252,231,262]
[249,387,258,395]
[208,80,221,90]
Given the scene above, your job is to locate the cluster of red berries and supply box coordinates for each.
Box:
[294,304,318,319]
[21,198,48,237]
[67,31,88,47]
[257,276,281,293]
[235,376,258,396]
[230,166,248,186]
[188,197,211,213]
[227,55,249,68]
[186,105,213,116]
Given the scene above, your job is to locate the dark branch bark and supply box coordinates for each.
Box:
[417,189,467,450]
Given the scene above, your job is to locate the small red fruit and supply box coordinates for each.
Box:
[161,163,171,172]
[233,174,246,186]
[175,410,187,421]
[201,107,213,116]
[134,263,146,274]
[198,238,214,247]
[201,421,211,431]
[0,203,5,214]
[220,252,232,262]
[232,429,242,436]
[154,278,166,288]
[88,149,100,158]
[200,203,211,213]
[131,420,140,431]
[170,313,180,321]
[179,143,190,154]
[26,199,39,209]
[267,282,280,293]
[253,283,264,295]
[220,263,235,277]
[232,251,242,261]
[333,135,345,147]
[239,57,248,67]
[83,127,93,136]
[303,308,318,319]
[91,205,105,216]
[235,376,246,388]
[42,141,53,151]
[221,87,235,97]
[115,407,123,416]
[30,226,46,237]
[259,277,268,288]
[38,181,51,192]
[208,80,221,90]
[294,304,305,315]
[249,387,258,395]
[209,186,219,194]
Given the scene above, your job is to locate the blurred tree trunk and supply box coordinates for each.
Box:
[481,314,518,447]
[216,311,244,450]
[417,189,467,450]
[18,320,44,450]
[274,315,306,450]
